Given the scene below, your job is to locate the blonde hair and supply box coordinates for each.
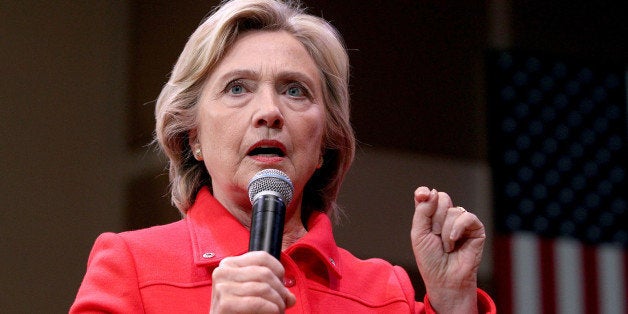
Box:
[155,0,354,221]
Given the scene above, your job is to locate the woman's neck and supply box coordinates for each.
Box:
[214,191,308,251]
[281,207,308,250]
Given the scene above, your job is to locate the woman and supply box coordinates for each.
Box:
[71,0,496,312]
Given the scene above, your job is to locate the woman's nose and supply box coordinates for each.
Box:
[252,90,284,129]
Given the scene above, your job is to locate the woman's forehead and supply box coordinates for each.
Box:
[211,30,321,82]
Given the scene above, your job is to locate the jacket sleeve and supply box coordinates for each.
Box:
[392,266,496,314]
[70,233,144,313]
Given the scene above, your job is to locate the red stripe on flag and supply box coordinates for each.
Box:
[494,235,513,312]
[540,238,556,314]
[583,245,599,314]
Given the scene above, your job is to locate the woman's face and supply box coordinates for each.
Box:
[194,30,326,211]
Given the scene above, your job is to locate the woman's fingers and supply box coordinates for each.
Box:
[412,188,457,241]
[412,187,436,238]
[440,207,486,253]
[213,281,287,313]
[440,206,465,252]
[432,191,452,235]
[220,250,284,275]
[211,251,295,313]
[413,187,485,253]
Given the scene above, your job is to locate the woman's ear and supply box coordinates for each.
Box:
[317,148,325,169]
[188,129,203,161]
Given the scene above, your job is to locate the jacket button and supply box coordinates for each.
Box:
[283,276,296,287]
[202,252,215,258]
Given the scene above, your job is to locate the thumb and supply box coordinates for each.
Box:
[412,186,437,238]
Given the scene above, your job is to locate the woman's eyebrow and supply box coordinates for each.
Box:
[217,69,318,87]
[276,71,317,87]
[217,69,260,82]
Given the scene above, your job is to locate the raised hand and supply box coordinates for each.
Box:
[411,186,486,313]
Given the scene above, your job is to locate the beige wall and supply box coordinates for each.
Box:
[0,2,494,311]
[336,148,494,297]
[1,1,135,312]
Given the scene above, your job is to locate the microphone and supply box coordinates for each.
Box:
[247,169,294,260]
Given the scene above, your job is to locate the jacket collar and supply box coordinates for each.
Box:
[187,187,249,267]
[186,187,341,279]
[285,211,342,278]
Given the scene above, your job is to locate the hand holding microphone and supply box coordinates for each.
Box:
[210,169,296,313]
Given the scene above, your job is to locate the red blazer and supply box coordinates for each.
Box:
[71,187,496,313]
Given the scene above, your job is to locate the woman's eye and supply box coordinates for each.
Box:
[229,84,245,95]
[286,85,307,97]
[224,80,248,95]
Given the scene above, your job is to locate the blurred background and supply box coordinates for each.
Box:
[1,1,626,312]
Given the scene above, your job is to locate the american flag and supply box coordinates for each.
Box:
[487,50,628,314]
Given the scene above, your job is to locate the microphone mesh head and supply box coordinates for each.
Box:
[247,169,294,205]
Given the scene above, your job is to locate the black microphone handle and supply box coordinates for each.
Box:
[248,194,286,260]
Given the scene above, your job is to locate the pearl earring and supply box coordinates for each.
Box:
[194,148,203,160]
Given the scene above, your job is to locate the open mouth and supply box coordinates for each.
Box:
[247,140,287,158]
[248,146,285,157]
